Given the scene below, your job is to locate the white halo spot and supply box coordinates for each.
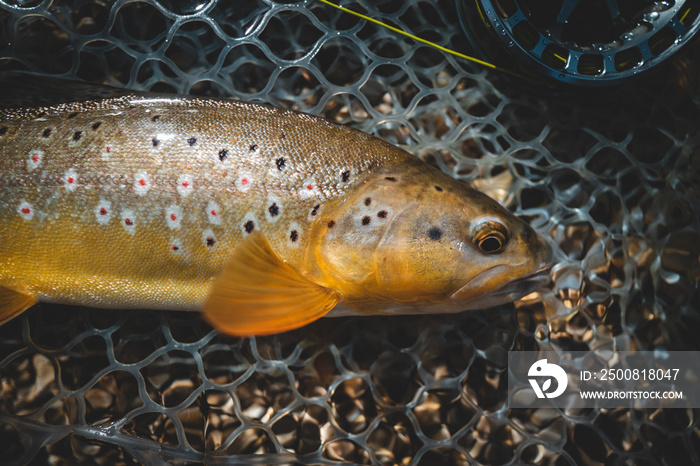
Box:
[165,205,183,229]
[240,212,258,236]
[299,178,319,199]
[63,168,78,192]
[170,238,182,254]
[207,201,222,225]
[177,174,193,198]
[27,149,43,171]
[202,228,217,249]
[121,208,136,234]
[17,201,34,220]
[95,199,112,225]
[264,194,283,223]
[134,171,151,196]
[235,171,254,193]
[287,221,301,248]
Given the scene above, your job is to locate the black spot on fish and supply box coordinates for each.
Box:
[362,216,370,226]
[276,157,286,170]
[435,186,443,192]
[428,227,442,240]
[206,237,216,247]
[327,220,335,228]
[311,204,320,216]
[280,133,286,139]
[364,198,371,206]
[152,138,160,147]
[244,220,255,233]
[342,171,350,182]
[187,137,197,146]
[268,203,279,217]
[92,122,102,131]
[377,210,388,218]
[290,230,298,242]
[67,112,78,119]
[385,176,396,182]
[0,127,7,136]
[152,115,160,122]
[249,144,257,152]
[218,149,228,161]
[42,128,51,138]
[73,131,82,141]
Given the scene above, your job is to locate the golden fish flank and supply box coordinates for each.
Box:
[0,86,552,336]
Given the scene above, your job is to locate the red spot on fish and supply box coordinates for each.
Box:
[182,181,189,188]
[100,208,108,216]
[171,245,179,251]
[124,218,133,226]
[307,184,314,190]
[241,178,249,185]
[31,154,39,163]
[139,179,146,186]
[106,147,110,153]
[170,214,177,221]
[211,210,217,216]
[21,208,30,214]
[67,177,74,184]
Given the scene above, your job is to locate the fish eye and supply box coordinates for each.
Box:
[472,221,509,254]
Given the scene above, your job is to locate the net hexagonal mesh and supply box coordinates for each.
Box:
[1,0,699,464]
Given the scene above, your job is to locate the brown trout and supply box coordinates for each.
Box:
[0,76,551,336]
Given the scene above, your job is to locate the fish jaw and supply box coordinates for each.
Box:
[449,266,551,310]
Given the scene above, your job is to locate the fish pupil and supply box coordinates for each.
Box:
[428,227,442,240]
[479,236,503,253]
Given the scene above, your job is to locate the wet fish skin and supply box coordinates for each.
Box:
[0,81,551,335]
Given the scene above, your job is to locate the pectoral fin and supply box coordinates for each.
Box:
[0,286,36,326]
[204,232,339,336]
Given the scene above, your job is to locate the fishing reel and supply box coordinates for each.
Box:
[457,0,700,86]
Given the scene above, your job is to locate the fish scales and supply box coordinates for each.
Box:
[0,95,410,310]
[0,80,551,336]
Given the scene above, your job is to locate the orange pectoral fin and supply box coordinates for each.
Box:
[203,232,340,337]
[0,286,37,326]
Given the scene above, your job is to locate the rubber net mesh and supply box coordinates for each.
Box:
[1,0,699,464]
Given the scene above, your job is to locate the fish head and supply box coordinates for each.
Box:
[314,161,552,311]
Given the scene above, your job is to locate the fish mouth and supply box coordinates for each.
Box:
[450,265,551,309]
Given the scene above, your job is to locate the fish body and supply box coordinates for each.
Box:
[0,78,551,335]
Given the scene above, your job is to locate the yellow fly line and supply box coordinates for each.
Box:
[315,0,534,82]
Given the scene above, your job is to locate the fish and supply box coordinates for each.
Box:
[0,75,552,336]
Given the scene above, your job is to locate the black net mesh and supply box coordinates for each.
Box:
[1,0,699,464]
